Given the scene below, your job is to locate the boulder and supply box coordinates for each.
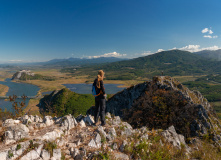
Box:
[60,114,76,131]
[113,152,129,160]
[4,124,29,144]
[94,133,101,148]
[43,116,54,126]
[79,120,86,128]
[161,126,190,152]
[53,149,61,160]
[38,129,63,141]
[83,115,94,125]
[88,139,97,148]
[41,149,50,160]
[3,119,20,127]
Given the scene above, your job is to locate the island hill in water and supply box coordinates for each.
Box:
[12,70,55,81]
[0,76,221,159]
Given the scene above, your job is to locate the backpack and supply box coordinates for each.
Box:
[92,79,101,97]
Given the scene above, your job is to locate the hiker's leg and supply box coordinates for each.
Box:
[94,98,100,124]
[100,99,106,125]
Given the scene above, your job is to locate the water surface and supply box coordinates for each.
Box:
[0,78,40,112]
[63,83,125,94]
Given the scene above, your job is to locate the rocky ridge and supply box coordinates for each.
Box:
[0,113,192,160]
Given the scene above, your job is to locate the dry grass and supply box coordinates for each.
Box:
[0,84,9,96]
[24,99,41,116]
[172,75,206,83]
[0,70,12,81]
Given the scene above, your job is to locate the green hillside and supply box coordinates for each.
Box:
[41,88,95,117]
[62,50,221,79]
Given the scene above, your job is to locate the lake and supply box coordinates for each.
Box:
[62,83,125,94]
[0,78,40,112]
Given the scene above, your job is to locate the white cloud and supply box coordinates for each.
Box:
[157,49,164,53]
[141,51,153,56]
[208,30,213,34]
[88,52,126,59]
[201,45,220,51]
[204,35,212,38]
[202,28,209,33]
[179,45,201,52]
[179,45,220,52]
[203,35,218,38]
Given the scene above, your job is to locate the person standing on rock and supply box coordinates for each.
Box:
[93,70,106,126]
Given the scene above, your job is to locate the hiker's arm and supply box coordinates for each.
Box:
[100,80,105,95]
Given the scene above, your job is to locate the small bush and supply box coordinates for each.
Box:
[44,141,57,157]
[16,144,21,151]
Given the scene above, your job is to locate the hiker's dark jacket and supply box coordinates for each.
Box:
[94,78,105,99]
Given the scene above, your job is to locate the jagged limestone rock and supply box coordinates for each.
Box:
[52,149,61,160]
[38,129,63,141]
[83,115,94,125]
[4,124,29,145]
[88,139,97,148]
[112,116,121,125]
[60,114,76,131]
[43,116,54,126]
[97,126,107,138]
[41,149,50,160]
[79,120,86,128]
[106,112,112,119]
[113,152,129,160]
[94,133,101,148]
[3,119,20,127]
[20,150,40,160]
[161,126,190,152]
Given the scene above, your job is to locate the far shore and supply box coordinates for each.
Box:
[0,84,9,96]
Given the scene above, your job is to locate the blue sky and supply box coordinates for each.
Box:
[0,0,221,63]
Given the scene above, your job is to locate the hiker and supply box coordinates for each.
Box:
[93,70,106,126]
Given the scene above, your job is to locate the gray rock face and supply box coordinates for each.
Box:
[4,124,29,144]
[97,126,107,138]
[60,114,76,131]
[41,149,50,160]
[53,149,61,160]
[83,115,94,125]
[79,120,86,128]
[113,152,129,160]
[43,116,54,126]
[112,116,121,125]
[106,82,148,116]
[88,139,97,148]
[3,119,20,127]
[20,150,40,160]
[161,126,190,152]
[94,133,101,148]
[121,128,132,137]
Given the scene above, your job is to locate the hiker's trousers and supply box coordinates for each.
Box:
[94,98,106,125]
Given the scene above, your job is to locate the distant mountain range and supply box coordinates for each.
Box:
[194,49,221,60]
[62,50,221,79]
[40,57,128,66]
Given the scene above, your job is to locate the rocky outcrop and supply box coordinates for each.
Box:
[11,70,35,80]
[0,112,193,160]
[104,76,221,142]
[106,82,148,116]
